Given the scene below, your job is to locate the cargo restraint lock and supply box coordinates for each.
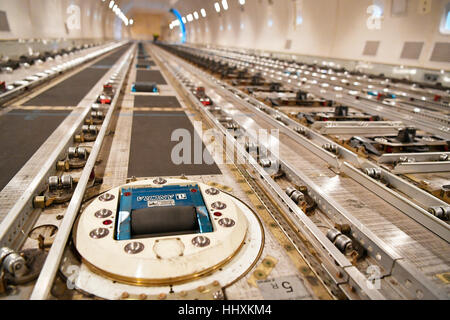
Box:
[72,179,263,297]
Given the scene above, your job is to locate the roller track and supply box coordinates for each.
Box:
[152,44,449,300]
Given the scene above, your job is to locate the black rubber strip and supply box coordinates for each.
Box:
[135,70,167,85]
[134,96,182,108]
[0,109,71,191]
[137,59,156,66]
[23,45,130,107]
[128,111,221,177]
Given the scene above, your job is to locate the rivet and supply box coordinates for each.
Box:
[121,292,129,299]
[139,294,147,300]
[179,291,187,297]
[213,280,220,287]
[197,286,206,293]
[158,293,167,300]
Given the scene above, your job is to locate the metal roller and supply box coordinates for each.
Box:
[60,175,73,190]
[68,147,77,159]
[285,186,297,197]
[218,116,233,123]
[91,111,104,120]
[428,206,449,221]
[77,147,87,160]
[3,251,27,276]
[260,158,272,168]
[82,125,90,134]
[89,125,98,135]
[0,247,27,277]
[290,190,305,204]
[326,228,342,243]
[335,234,353,254]
[364,167,382,180]
[48,176,59,191]
[294,126,307,136]
[322,143,338,154]
[244,142,259,154]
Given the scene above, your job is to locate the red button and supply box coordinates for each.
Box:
[191,189,197,193]
[214,212,222,217]
[103,220,113,225]
[124,192,131,196]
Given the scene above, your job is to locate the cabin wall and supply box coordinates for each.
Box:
[173,0,450,71]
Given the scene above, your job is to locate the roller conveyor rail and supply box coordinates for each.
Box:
[153,44,449,300]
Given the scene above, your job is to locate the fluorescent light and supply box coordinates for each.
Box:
[129,19,134,25]
[194,11,199,19]
[187,14,193,22]
[182,16,187,23]
[201,8,206,17]
[239,0,246,4]
[109,1,114,9]
[214,2,221,12]
[222,0,228,10]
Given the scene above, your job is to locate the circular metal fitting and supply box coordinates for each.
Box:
[77,147,87,160]
[259,158,272,168]
[364,167,381,180]
[191,236,211,248]
[94,209,113,219]
[218,218,236,228]
[290,190,305,204]
[335,234,353,254]
[294,126,306,135]
[153,177,167,185]
[99,193,115,202]
[3,252,27,276]
[82,125,90,134]
[323,144,338,154]
[428,206,449,221]
[60,175,73,189]
[326,228,342,243]
[89,125,98,135]
[124,242,145,254]
[68,147,77,159]
[89,228,109,239]
[285,186,297,197]
[205,188,220,195]
[48,176,59,191]
[0,247,14,263]
[245,142,259,154]
[211,201,227,210]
